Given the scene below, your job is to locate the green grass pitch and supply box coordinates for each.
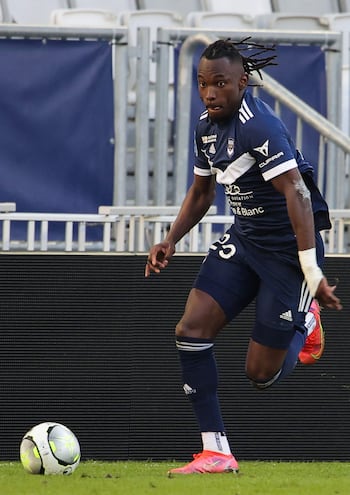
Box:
[1,460,350,495]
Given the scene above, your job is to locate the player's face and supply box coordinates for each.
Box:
[197,56,248,123]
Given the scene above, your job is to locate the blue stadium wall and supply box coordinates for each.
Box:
[0,254,348,462]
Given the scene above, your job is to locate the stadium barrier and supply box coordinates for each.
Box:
[0,254,348,461]
[0,203,349,254]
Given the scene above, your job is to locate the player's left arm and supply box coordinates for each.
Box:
[272,167,314,251]
[272,168,342,310]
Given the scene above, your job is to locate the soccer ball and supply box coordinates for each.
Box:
[20,422,81,475]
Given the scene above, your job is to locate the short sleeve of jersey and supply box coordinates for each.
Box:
[193,115,215,177]
[245,110,298,181]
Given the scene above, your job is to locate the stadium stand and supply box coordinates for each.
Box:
[70,0,137,13]
[257,13,332,30]
[118,9,183,119]
[203,0,272,14]
[339,0,350,10]
[271,0,340,14]
[138,0,205,18]
[258,9,350,30]
[185,11,258,29]
[322,11,350,29]
[2,0,70,24]
[0,0,349,247]
[50,8,120,27]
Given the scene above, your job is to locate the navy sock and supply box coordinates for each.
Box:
[278,328,307,381]
[176,336,225,432]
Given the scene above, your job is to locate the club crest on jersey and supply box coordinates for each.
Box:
[227,138,234,157]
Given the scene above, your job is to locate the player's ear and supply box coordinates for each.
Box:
[239,73,249,90]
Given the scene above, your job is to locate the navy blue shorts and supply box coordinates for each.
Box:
[193,227,324,349]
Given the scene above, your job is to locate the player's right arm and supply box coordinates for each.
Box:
[145,174,216,277]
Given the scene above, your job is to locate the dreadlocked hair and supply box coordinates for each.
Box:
[201,37,277,80]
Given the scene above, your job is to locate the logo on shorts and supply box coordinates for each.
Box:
[279,310,293,322]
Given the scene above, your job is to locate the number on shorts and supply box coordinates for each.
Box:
[210,233,236,259]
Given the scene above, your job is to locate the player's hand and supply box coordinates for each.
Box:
[144,241,175,277]
[315,277,342,310]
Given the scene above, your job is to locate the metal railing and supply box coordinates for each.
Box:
[0,204,349,254]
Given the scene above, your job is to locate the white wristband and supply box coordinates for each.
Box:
[298,248,324,297]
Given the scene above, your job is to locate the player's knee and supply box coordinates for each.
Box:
[175,317,208,339]
[246,369,282,391]
[175,319,189,337]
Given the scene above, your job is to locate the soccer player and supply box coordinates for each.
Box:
[145,38,342,474]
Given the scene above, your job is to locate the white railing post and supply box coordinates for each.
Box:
[2,219,11,251]
[65,222,73,252]
[103,222,111,252]
[77,222,86,252]
[27,221,35,251]
[40,221,48,251]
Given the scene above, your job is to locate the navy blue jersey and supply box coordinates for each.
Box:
[194,91,330,252]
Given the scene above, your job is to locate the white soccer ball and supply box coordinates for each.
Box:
[20,422,81,475]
